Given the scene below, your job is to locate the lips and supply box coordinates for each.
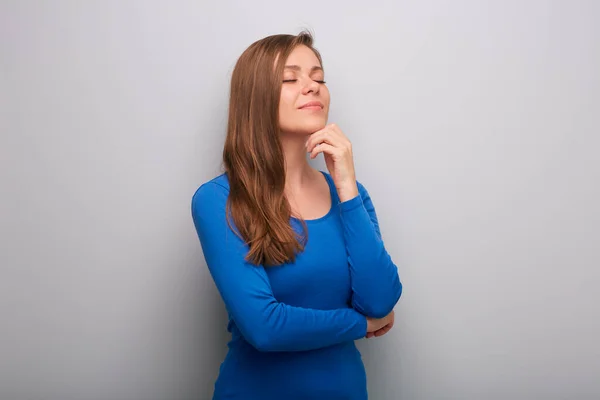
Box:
[299,101,324,110]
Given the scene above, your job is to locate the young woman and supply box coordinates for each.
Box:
[191,31,402,400]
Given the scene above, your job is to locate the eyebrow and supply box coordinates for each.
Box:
[284,65,323,72]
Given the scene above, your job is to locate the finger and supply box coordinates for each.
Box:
[376,320,395,336]
[385,318,394,330]
[309,142,338,159]
[374,324,392,337]
[327,123,351,145]
[306,129,343,153]
[306,123,349,151]
[305,126,330,151]
[374,326,386,337]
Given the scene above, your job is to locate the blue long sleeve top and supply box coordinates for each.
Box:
[191,170,402,400]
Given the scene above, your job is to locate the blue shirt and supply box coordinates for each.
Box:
[191,170,402,399]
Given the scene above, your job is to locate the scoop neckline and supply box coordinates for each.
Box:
[290,170,336,224]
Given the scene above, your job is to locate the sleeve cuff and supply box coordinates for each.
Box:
[338,192,363,213]
[353,312,368,340]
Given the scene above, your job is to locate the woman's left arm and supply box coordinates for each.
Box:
[306,124,403,319]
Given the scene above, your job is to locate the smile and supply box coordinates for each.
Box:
[299,101,324,110]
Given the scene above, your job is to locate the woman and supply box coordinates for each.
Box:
[191,31,402,400]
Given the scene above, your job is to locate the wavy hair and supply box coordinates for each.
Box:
[222,31,322,267]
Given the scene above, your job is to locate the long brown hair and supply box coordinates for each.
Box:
[222,31,323,267]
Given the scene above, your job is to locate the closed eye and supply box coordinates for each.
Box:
[282,79,327,84]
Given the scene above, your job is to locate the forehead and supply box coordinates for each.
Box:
[285,45,321,67]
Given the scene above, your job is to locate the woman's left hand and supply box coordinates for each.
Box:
[306,123,359,202]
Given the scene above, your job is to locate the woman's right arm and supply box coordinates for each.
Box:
[191,181,369,352]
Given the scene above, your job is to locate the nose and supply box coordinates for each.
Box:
[301,78,320,95]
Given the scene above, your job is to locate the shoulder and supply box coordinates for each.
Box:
[191,173,230,217]
[192,173,230,197]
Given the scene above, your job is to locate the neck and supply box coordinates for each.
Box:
[279,130,315,192]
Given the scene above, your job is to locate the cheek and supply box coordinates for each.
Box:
[322,87,331,109]
[279,89,295,111]
[279,90,297,123]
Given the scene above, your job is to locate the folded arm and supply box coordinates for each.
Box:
[191,181,368,352]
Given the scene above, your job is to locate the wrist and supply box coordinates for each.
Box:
[337,182,359,203]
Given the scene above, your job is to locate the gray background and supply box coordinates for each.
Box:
[1,1,599,399]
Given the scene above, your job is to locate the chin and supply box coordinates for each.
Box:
[280,117,328,136]
[300,119,328,135]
